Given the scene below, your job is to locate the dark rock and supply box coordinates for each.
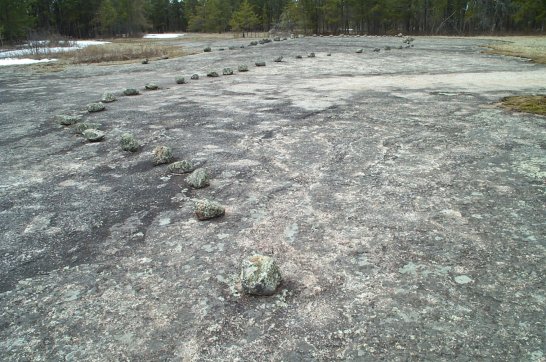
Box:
[194,199,225,220]
[295,55,303,59]
[152,146,173,165]
[273,36,281,41]
[204,47,212,52]
[74,122,101,133]
[168,160,194,174]
[223,68,234,75]
[249,41,258,46]
[307,52,315,58]
[274,56,283,62]
[327,53,332,56]
[175,76,186,84]
[142,59,149,64]
[145,83,159,90]
[238,64,249,72]
[191,74,199,80]
[207,71,219,77]
[120,133,139,152]
[373,48,381,52]
[384,46,392,51]
[356,49,363,53]
[87,103,105,113]
[255,61,266,67]
[241,255,282,296]
[124,88,140,96]
[185,168,210,189]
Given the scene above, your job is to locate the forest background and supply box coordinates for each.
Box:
[1,0,545,42]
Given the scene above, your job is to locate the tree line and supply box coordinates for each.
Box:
[1,0,544,41]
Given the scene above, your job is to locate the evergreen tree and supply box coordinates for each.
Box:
[230,0,260,36]
[0,0,35,40]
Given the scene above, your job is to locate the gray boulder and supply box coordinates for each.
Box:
[152,146,173,165]
[120,133,139,152]
[223,68,234,75]
[145,83,159,90]
[194,199,225,220]
[175,76,186,84]
[307,52,315,58]
[249,41,258,46]
[273,36,281,41]
[124,88,140,96]
[356,48,363,53]
[373,48,381,52]
[274,56,283,62]
[384,46,392,51]
[191,74,199,80]
[255,61,266,67]
[204,47,212,52]
[142,59,149,64]
[87,103,105,113]
[101,92,116,103]
[185,168,210,189]
[327,53,332,56]
[74,122,101,133]
[238,64,249,72]
[207,71,219,77]
[295,55,303,59]
[241,255,282,296]
[168,160,194,174]
[56,114,82,126]
[82,129,105,142]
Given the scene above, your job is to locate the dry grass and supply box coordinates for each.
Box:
[481,36,546,64]
[500,95,546,116]
[67,42,188,64]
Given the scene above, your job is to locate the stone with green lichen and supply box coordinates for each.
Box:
[101,92,116,103]
[238,65,249,72]
[207,71,219,77]
[56,114,82,126]
[74,122,101,133]
[241,255,282,296]
[194,199,225,220]
[307,52,315,58]
[175,76,186,84]
[191,74,199,80]
[255,61,266,67]
[145,83,159,90]
[274,56,283,62]
[120,133,139,152]
[82,129,105,142]
[168,160,194,174]
[223,68,233,75]
[87,103,105,113]
[185,168,210,189]
[124,88,139,96]
[152,146,173,165]
[295,55,303,59]
[204,47,211,52]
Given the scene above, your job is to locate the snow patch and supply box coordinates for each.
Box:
[0,58,57,66]
[143,33,185,39]
[0,40,110,59]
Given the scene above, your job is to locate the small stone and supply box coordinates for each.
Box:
[218,48,225,51]
[273,36,281,41]
[56,114,82,126]
[307,52,315,58]
[240,45,245,48]
[152,146,173,165]
[249,41,258,46]
[160,55,169,59]
[82,129,105,142]
[204,47,212,52]
[191,74,199,80]
[454,275,473,285]
[223,68,234,75]
[238,64,249,72]
[185,168,210,189]
[74,122,101,133]
[207,71,219,77]
[124,88,139,96]
[241,255,282,296]
[373,48,381,52]
[356,48,363,53]
[145,83,159,90]
[168,160,194,174]
[274,56,283,62]
[87,103,105,113]
[142,59,149,64]
[194,199,225,220]
[175,76,186,84]
[327,53,331,56]
[101,92,117,103]
[384,46,392,51]
[229,46,236,50]
[120,133,139,152]
[255,61,266,67]
[295,55,303,59]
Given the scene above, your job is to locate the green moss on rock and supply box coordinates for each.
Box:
[120,133,139,152]
[240,255,282,296]
[185,168,210,189]
[152,146,173,165]
[194,199,225,220]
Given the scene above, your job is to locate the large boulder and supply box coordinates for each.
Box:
[120,133,139,152]
[152,146,173,165]
[185,168,210,189]
[194,199,225,220]
[240,255,282,296]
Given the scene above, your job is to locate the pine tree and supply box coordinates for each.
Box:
[230,0,260,36]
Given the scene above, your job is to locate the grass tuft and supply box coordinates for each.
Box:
[500,95,546,116]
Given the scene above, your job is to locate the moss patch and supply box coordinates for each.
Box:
[500,95,546,116]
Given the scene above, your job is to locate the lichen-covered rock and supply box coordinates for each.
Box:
[238,64,249,72]
[204,47,212,52]
[152,146,173,165]
[273,36,281,41]
[175,76,186,84]
[218,48,225,51]
[124,88,139,96]
[120,133,139,152]
[223,68,234,75]
[74,122,101,133]
[168,160,194,174]
[229,46,236,50]
[307,52,315,58]
[327,53,332,56]
[145,83,159,90]
[373,48,381,52]
[87,103,105,113]
[255,61,266,67]
[101,92,117,103]
[207,71,219,77]
[384,46,392,51]
[356,48,363,53]
[274,56,283,62]
[185,168,210,189]
[241,255,282,296]
[249,41,258,46]
[82,129,105,142]
[56,114,82,126]
[295,55,303,59]
[194,199,225,220]
[191,74,199,80]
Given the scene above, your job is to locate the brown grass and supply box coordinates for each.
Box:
[480,36,546,64]
[69,43,187,64]
[500,95,546,116]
